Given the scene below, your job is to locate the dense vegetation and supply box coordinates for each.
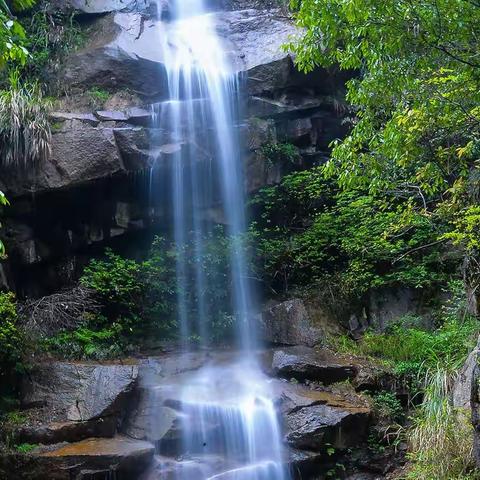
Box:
[0,0,479,478]
[278,1,480,478]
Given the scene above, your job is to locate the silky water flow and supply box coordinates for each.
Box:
[146,1,290,479]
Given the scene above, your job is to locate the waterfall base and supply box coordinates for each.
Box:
[139,357,288,480]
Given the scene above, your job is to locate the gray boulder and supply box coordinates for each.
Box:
[219,9,298,94]
[38,436,154,479]
[49,0,149,14]
[0,436,154,480]
[22,362,139,422]
[272,346,357,384]
[125,387,182,442]
[285,403,369,450]
[259,299,324,347]
[60,13,167,97]
[272,380,370,451]
[454,342,479,409]
[60,7,299,97]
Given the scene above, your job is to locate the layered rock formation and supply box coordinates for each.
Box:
[0,0,347,295]
[0,349,384,480]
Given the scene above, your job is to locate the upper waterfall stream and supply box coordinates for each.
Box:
[148,1,290,479]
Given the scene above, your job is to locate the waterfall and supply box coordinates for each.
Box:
[149,1,290,479]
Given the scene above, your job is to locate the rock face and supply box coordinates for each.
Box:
[272,381,371,452]
[260,299,325,347]
[454,342,479,410]
[1,350,380,479]
[0,0,347,294]
[272,346,357,384]
[468,338,480,467]
[16,361,139,448]
[22,362,139,422]
[0,436,155,480]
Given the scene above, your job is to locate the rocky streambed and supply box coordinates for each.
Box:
[0,345,406,480]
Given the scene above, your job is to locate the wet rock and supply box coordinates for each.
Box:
[142,454,228,480]
[37,436,154,479]
[260,299,324,347]
[285,402,370,450]
[287,447,324,476]
[198,462,285,480]
[1,122,124,196]
[352,363,395,393]
[17,418,116,445]
[126,107,154,126]
[22,362,139,422]
[60,7,299,97]
[367,287,433,333]
[125,389,182,442]
[60,14,167,97]
[469,338,480,467]
[113,126,153,169]
[0,436,154,480]
[221,9,298,94]
[272,381,370,451]
[272,346,357,384]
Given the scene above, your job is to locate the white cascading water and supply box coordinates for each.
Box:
[148,1,290,479]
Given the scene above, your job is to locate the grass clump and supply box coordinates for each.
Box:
[0,75,51,168]
[87,87,110,107]
[14,443,37,454]
[405,369,479,480]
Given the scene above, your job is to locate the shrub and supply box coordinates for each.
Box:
[76,230,249,351]
[0,292,25,405]
[81,248,144,320]
[0,292,21,369]
[250,168,451,298]
[20,6,87,86]
[359,316,478,374]
[87,87,110,107]
[19,285,99,337]
[372,391,404,423]
[260,141,300,169]
[43,324,124,360]
[14,443,37,454]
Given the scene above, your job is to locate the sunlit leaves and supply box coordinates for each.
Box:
[289,0,480,219]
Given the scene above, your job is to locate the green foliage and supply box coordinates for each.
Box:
[71,229,244,354]
[0,292,26,405]
[0,74,51,168]
[0,1,35,68]
[0,292,21,369]
[81,249,144,320]
[19,6,87,86]
[87,87,111,106]
[251,168,450,297]
[0,190,9,257]
[286,0,480,275]
[14,443,37,454]
[43,325,124,360]
[358,317,478,375]
[407,369,478,480]
[372,391,404,423]
[260,142,300,169]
